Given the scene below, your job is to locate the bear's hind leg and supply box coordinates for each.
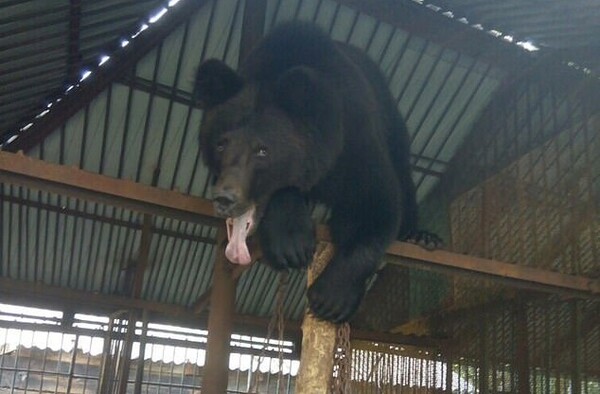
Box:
[258,188,316,270]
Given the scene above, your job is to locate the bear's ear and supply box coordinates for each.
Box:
[275,66,332,120]
[195,59,244,109]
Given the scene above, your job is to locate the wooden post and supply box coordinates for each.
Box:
[202,230,236,393]
[295,243,338,393]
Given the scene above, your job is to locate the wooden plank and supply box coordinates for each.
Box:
[0,151,218,226]
[386,242,600,298]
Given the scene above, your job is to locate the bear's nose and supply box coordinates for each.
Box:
[212,189,239,216]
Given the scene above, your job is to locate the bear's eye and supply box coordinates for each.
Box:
[215,139,228,153]
[256,147,268,157]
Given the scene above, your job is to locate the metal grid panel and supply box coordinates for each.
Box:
[0,305,299,393]
[435,297,600,393]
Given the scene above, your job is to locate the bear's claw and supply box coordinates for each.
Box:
[404,230,444,251]
[306,264,366,323]
[258,189,316,270]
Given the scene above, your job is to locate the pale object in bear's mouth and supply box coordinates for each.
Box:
[224,206,256,265]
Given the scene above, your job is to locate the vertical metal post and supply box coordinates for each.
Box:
[444,342,453,393]
[9,329,23,394]
[65,334,79,394]
[571,301,582,394]
[478,317,489,394]
[99,314,118,394]
[116,312,136,394]
[133,310,148,394]
[515,303,530,394]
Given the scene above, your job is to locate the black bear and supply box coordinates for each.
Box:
[195,22,420,323]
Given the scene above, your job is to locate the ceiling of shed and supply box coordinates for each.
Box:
[0,0,598,323]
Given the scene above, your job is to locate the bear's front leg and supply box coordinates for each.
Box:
[258,188,316,270]
[307,202,398,323]
[307,244,389,323]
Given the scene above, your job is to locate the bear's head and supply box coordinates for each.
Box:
[195,59,342,256]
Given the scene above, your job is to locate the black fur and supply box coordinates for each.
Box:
[196,22,422,323]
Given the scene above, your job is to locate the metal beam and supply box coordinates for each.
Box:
[1,151,599,297]
[132,214,154,298]
[4,0,211,153]
[0,193,215,244]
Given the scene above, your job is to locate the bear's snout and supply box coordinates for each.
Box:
[212,186,242,217]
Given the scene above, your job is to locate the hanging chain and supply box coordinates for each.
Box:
[249,271,288,393]
[330,322,352,393]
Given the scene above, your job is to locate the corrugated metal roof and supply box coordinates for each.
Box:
[0,0,164,134]
[0,0,509,321]
[432,0,600,74]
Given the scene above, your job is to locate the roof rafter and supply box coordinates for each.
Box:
[4,0,211,153]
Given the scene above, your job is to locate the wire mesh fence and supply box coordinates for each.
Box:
[0,304,299,394]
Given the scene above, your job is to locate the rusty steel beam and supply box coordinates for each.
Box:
[4,0,212,153]
[1,151,599,297]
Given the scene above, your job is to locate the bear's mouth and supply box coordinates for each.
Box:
[224,205,256,265]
